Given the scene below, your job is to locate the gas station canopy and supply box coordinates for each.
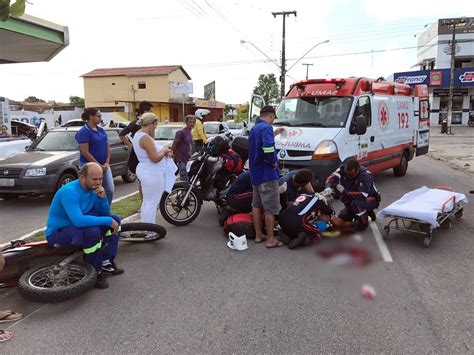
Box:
[0,14,68,64]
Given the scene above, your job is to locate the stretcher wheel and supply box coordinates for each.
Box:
[440,219,451,229]
[383,226,390,238]
[424,233,432,248]
[454,208,463,218]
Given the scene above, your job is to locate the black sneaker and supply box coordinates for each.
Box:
[101,260,124,276]
[368,211,376,221]
[95,273,109,289]
[288,233,308,250]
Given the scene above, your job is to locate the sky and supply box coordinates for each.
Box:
[1,0,473,105]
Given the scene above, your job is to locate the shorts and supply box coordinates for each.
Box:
[252,180,281,216]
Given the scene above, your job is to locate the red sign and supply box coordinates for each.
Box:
[378,101,389,131]
[430,71,442,86]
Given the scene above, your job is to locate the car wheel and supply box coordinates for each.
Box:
[121,166,137,183]
[55,172,77,193]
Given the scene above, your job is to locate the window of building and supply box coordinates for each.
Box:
[440,95,464,124]
[138,81,146,89]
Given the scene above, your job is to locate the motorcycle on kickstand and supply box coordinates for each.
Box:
[0,222,166,303]
[160,137,242,226]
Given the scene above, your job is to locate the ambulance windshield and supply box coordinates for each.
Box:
[274,96,353,128]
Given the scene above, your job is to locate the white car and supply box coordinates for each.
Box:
[226,120,247,137]
[154,124,184,148]
[203,121,233,141]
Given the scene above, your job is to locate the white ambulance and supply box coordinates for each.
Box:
[248,78,430,189]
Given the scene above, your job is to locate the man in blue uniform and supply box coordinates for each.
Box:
[279,168,315,209]
[46,162,123,289]
[248,105,284,248]
[325,157,380,231]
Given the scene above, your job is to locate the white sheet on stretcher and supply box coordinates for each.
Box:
[377,186,468,228]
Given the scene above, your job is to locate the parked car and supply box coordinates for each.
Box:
[0,127,136,200]
[61,120,128,129]
[203,121,233,141]
[226,119,247,137]
[11,120,37,138]
[154,124,184,148]
[0,137,32,160]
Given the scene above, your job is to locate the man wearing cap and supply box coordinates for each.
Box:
[248,105,285,248]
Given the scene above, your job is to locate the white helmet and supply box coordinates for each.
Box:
[195,108,210,120]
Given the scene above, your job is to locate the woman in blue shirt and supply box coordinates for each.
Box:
[75,108,114,204]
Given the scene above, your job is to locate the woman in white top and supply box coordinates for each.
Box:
[132,113,171,224]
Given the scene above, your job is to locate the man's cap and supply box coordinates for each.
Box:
[260,105,277,116]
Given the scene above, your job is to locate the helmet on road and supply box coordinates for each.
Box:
[195,109,210,120]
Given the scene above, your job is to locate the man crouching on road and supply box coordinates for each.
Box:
[46,162,123,289]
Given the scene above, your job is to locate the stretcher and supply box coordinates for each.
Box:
[377,186,468,247]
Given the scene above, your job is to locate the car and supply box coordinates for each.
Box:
[203,121,233,141]
[226,119,247,137]
[11,120,37,137]
[154,124,184,148]
[61,119,129,129]
[0,126,136,200]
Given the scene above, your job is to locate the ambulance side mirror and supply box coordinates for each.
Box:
[353,115,367,135]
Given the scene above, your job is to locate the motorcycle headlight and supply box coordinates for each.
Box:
[25,168,47,176]
[312,140,338,160]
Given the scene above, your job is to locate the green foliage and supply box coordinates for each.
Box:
[0,0,26,22]
[24,96,45,103]
[235,103,249,122]
[69,96,85,106]
[252,73,280,103]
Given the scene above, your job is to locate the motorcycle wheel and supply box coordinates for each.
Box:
[119,223,167,242]
[160,182,202,226]
[18,261,97,303]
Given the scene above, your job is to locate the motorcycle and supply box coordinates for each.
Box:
[0,222,166,303]
[160,150,241,226]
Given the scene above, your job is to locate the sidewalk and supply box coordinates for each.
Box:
[428,126,474,174]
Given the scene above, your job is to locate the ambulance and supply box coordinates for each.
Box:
[247,77,430,189]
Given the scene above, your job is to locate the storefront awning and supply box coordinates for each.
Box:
[0,14,69,63]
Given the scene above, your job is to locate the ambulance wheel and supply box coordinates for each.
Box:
[393,152,409,177]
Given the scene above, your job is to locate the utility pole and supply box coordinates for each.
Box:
[302,63,313,80]
[443,17,467,134]
[272,10,297,98]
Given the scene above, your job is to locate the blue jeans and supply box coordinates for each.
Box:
[47,214,121,272]
[177,161,189,184]
[102,167,115,204]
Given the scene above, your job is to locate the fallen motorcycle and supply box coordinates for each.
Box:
[0,222,166,303]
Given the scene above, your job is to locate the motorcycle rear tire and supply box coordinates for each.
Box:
[18,261,97,303]
[160,182,202,226]
[119,222,167,242]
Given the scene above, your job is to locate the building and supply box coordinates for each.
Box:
[392,17,474,126]
[81,65,196,122]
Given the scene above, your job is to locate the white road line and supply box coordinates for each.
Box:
[111,191,138,203]
[5,304,49,330]
[369,221,393,263]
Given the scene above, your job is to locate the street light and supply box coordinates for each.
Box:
[286,39,329,73]
[240,39,281,70]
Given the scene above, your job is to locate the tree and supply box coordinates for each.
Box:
[24,96,45,103]
[252,73,280,104]
[235,103,249,122]
[0,0,26,22]
[69,96,85,106]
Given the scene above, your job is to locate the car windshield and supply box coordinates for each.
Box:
[30,131,79,151]
[227,121,243,129]
[155,126,182,140]
[274,96,353,128]
[204,123,220,134]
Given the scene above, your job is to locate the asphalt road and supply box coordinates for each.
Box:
[0,177,139,244]
[1,155,473,354]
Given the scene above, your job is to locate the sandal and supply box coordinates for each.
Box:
[0,310,23,323]
[0,330,13,343]
[266,241,283,248]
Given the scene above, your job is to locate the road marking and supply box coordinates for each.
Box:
[370,221,393,263]
[111,191,138,203]
[5,304,49,330]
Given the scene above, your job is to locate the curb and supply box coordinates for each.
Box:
[1,192,140,249]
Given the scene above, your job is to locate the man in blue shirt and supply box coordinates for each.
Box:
[249,105,284,248]
[46,162,123,289]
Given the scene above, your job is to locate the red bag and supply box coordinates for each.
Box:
[222,149,243,174]
[224,213,255,239]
